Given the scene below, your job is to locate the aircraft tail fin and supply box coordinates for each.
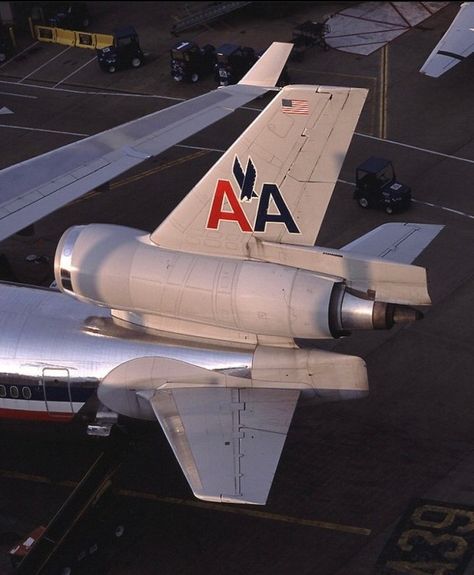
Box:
[151,85,368,257]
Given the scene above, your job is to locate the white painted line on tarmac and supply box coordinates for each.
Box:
[177,143,226,154]
[53,56,99,89]
[18,46,73,83]
[0,82,470,164]
[0,90,38,99]
[0,123,88,137]
[338,178,474,220]
[0,78,184,100]
[412,199,474,219]
[0,41,41,70]
[355,132,474,164]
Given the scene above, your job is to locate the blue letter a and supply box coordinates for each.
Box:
[254,184,300,233]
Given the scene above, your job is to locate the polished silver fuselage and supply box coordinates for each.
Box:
[0,282,253,421]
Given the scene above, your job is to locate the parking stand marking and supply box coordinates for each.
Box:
[376,499,474,574]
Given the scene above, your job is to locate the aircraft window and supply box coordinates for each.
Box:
[0,385,5,398]
[22,386,32,400]
[10,385,19,399]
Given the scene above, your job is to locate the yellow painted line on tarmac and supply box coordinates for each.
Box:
[379,44,388,139]
[0,468,371,536]
[118,488,372,536]
[109,149,210,189]
[69,149,210,205]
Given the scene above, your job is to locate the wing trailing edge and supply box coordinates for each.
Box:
[0,42,293,242]
[420,2,474,77]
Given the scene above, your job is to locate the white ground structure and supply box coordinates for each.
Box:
[325,2,449,55]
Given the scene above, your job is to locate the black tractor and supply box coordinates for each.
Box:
[96,26,144,73]
[214,43,258,86]
[354,157,412,215]
[290,20,330,62]
[170,41,216,82]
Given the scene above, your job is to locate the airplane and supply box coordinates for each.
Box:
[420,1,474,77]
[0,42,443,505]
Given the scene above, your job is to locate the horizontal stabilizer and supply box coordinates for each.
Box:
[147,387,299,505]
[341,223,444,264]
[98,348,366,504]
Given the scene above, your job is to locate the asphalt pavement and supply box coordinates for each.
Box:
[0,2,473,574]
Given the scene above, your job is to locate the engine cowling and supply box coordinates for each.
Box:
[55,224,422,339]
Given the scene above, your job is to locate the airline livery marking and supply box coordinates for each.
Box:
[206,156,300,234]
[281,99,309,115]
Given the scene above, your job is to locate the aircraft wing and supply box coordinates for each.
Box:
[341,223,444,264]
[420,2,474,77]
[145,387,299,505]
[0,42,293,243]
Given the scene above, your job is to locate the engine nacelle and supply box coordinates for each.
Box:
[55,224,422,339]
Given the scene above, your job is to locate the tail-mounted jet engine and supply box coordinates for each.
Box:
[55,224,423,340]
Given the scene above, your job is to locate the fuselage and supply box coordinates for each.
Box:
[0,282,253,422]
[0,280,368,425]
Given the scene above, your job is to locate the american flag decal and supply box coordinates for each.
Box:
[281,98,309,115]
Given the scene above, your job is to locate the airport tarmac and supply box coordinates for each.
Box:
[0,1,473,574]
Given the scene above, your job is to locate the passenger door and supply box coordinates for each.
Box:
[42,368,72,416]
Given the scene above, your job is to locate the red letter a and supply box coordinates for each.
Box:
[207,180,252,232]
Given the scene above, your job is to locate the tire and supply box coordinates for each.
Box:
[173,74,183,82]
[385,205,393,215]
[107,65,117,73]
[191,72,199,83]
[358,197,369,208]
[131,57,142,68]
[0,53,6,63]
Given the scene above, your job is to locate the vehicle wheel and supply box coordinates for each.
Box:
[107,65,117,73]
[0,53,6,63]
[191,72,199,83]
[131,57,142,68]
[358,197,369,208]
[173,74,183,82]
[385,205,393,214]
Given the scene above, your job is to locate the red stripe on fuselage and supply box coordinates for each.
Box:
[0,407,74,422]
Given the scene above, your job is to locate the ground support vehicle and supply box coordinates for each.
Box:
[290,20,330,62]
[214,43,257,86]
[45,2,91,30]
[96,26,144,73]
[353,157,412,214]
[170,40,216,82]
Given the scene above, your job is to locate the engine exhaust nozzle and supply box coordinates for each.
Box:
[330,287,424,336]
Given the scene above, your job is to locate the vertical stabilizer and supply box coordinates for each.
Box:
[151,85,368,257]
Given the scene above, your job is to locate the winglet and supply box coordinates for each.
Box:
[238,42,293,87]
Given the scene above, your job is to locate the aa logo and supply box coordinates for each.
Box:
[206,156,300,233]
